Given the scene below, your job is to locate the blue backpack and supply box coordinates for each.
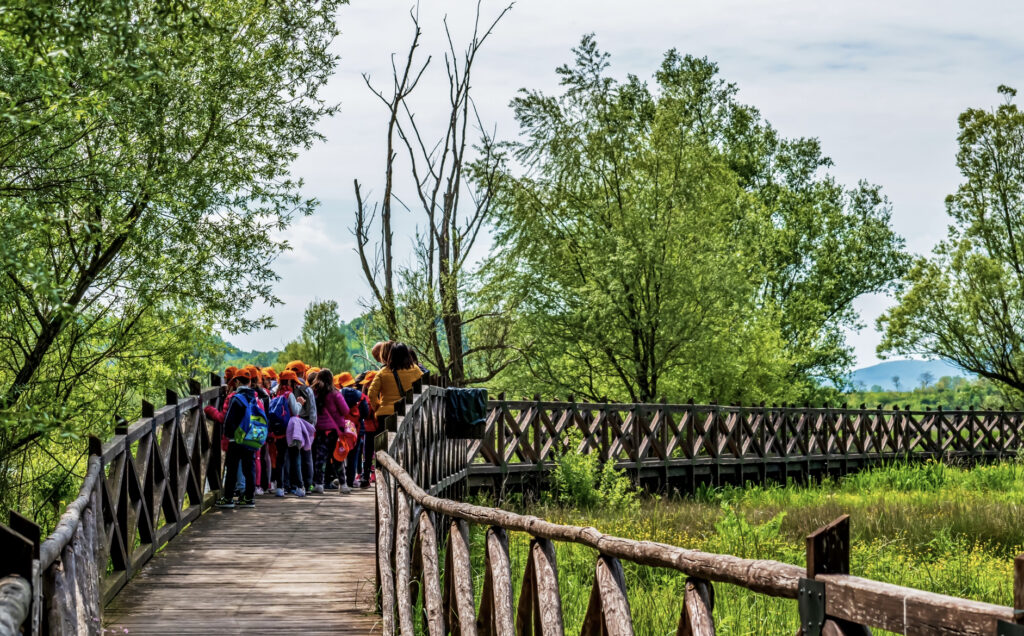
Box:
[268,394,292,429]
[233,392,269,449]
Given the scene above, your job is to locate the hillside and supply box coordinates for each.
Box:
[851,359,970,391]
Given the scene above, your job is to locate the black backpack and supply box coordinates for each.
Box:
[443,388,488,439]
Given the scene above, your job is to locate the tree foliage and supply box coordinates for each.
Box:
[879,87,1024,399]
[299,299,351,373]
[485,37,907,403]
[0,0,342,520]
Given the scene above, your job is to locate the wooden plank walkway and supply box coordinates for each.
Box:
[104,488,382,635]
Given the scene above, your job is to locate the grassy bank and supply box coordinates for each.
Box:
[457,460,1024,634]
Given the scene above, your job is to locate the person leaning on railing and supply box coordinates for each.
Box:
[367,343,423,417]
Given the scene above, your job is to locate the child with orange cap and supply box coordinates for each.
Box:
[336,372,370,491]
[271,370,311,497]
[216,367,262,509]
[285,361,317,492]
[242,366,272,495]
[356,370,380,486]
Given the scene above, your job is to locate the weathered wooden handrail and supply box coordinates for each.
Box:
[375,385,1024,635]
[0,376,226,635]
[40,456,101,571]
[376,451,805,597]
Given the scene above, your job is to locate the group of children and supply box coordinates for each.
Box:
[204,340,425,508]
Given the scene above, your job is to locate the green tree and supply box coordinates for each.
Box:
[0,0,342,516]
[277,341,312,369]
[485,37,906,403]
[919,372,935,389]
[879,87,1024,399]
[284,300,351,373]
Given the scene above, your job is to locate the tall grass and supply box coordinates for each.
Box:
[452,460,1024,634]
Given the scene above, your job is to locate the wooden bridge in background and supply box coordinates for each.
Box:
[0,377,1023,634]
[465,397,1024,492]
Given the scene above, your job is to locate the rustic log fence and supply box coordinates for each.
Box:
[0,377,224,635]
[376,385,1024,635]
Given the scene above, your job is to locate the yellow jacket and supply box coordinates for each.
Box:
[368,366,424,416]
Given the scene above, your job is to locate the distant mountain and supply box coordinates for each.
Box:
[851,359,970,391]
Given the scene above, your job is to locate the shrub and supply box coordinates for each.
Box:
[549,430,638,511]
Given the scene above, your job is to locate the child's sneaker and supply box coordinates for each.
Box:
[292,488,306,498]
[352,478,361,488]
[215,497,235,509]
[314,484,325,494]
[275,488,285,497]
[238,497,256,508]
[369,473,376,484]
[254,487,265,496]
[325,480,339,491]
[360,479,371,489]
[340,484,352,494]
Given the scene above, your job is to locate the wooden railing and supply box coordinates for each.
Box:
[0,377,224,635]
[375,388,1024,635]
[466,399,1024,489]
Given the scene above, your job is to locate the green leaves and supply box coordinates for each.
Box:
[0,0,344,515]
[486,37,906,403]
[297,299,352,373]
[879,87,1024,399]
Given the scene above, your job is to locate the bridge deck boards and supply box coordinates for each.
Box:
[103,488,382,635]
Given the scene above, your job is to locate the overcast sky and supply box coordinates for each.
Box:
[228,0,1024,369]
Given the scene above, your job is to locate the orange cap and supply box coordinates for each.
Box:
[234,367,253,381]
[336,372,356,387]
[360,370,378,386]
[262,367,278,380]
[224,366,239,381]
[285,360,308,375]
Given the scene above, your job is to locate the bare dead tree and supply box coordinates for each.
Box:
[354,1,515,386]
[353,6,431,339]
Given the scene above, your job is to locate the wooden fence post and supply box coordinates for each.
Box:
[581,555,632,636]
[678,577,714,636]
[800,515,871,636]
[1015,553,1024,625]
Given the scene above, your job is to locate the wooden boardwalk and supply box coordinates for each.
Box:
[103,488,382,635]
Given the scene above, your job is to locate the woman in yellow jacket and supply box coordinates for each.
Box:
[368,343,423,417]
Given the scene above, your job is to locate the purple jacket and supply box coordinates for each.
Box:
[286,416,315,451]
[315,389,351,435]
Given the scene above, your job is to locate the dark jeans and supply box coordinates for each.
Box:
[344,433,363,486]
[302,448,313,489]
[223,442,255,501]
[361,430,379,481]
[283,445,306,490]
[259,444,271,490]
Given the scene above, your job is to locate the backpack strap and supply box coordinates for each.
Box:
[392,368,405,399]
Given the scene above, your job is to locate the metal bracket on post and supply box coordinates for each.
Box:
[798,577,826,636]
[999,620,1024,636]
